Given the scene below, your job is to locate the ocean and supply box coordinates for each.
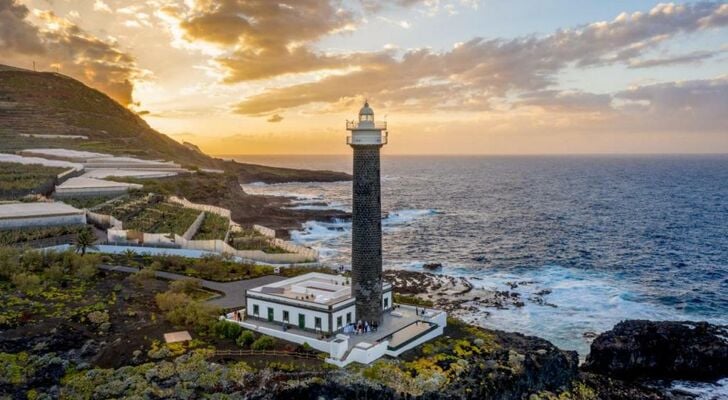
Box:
[231,155,728,360]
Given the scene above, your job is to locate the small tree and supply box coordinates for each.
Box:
[74,228,97,256]
[236,330,255,348]
[251,336,275,351]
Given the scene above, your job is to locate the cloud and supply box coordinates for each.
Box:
[93,0,112,13]
[230,1,728,115]
[172,0,358,81]
[615,76,728,132]
[517,90,614,113]
[0,0,139,105]
[0,0,46,54]
[266,114,284,123]
[628,49,723,68]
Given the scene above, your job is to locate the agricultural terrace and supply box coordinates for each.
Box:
[0,225,88,246]
[108,253,335,282]
[228,228,287,254]
[192,213,230,240]
[94,194,200,235]
[123,203,200,235]
[59,196,116,210]
[0,162,66,199]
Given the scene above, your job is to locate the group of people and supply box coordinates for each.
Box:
[342,319,378,335]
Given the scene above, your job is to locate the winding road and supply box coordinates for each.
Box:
[99,264,285,309]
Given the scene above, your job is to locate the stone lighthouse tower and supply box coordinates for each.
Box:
[347,101,388,324]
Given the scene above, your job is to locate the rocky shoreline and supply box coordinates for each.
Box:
[384,269,553,318]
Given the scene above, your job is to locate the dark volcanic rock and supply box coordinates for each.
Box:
[583,320,728,381]
[423,263,443,271]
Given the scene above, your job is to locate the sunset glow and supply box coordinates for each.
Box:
[2,0,727,154]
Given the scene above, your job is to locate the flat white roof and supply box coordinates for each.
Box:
[0,153,83,171]
[57,177,143,190]
[81,169,179,179]
[20,148,111,160]
[0,202,84,219]
[250,272,353,305]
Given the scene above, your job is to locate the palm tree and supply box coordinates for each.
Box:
[75,227,97,256]
[124,249,137,267]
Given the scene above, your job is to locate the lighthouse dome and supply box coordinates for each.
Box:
[359,102,374,116]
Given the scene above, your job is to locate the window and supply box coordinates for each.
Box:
[383,297,389,309]
[337,316,343,329]
[315,317,322,330]
[267,307,274,322]
[298,314,305,329]
[346,312,352,324]
[253,304,259,316]
[283,310,289,322]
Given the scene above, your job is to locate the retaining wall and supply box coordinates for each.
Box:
[182,212,205,240]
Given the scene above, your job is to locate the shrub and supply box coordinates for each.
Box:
[131,268,156,284]
[169,279,202,295]
[11,273,41,294]
[251,336,275,350]
[87,311,109,325]
[236,331,255,348]
[213,320,242,340]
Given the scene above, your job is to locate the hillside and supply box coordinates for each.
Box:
[0,64,350,183]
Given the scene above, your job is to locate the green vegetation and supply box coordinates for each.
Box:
[532,382,599,400]
[236,331,255,347]
[0,247,103,327]
[110,173,239,201]
[59,351,252,399]
[358,318,500,396]
[0,225,87,246]
[60,196,115,210]
[394,293,434,307]
[123,202,200,235]
[74,227,97,256]
[109,253,276,282]
[228,227,288,253]
[155,287,220,334]
[0,162,65,199]
[192,213,230,240]
[251,336,276,351]
[213,320,244,340]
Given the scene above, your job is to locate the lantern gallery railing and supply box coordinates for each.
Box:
[346,120,387,130]
[347,131,389,146]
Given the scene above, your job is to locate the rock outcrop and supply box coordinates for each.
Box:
[582,320,728,381]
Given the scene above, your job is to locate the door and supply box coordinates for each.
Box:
[267,308,274,322]
[298,314,305,329]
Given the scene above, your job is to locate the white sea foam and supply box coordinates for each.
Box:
[391,262,728,358]
[670,378,728,400]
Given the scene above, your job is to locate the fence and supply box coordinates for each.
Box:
[174,234,317,264]
[211,349,321,360]
[168,196,232,219]
[87,211,123,229]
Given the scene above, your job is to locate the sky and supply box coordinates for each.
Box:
[1,0,727,155]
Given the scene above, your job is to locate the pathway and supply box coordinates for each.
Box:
[99,264,285,309]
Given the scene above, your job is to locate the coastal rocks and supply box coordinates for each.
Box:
[445,329,580,400]
[583,320,728,381]
[422,263,443,271]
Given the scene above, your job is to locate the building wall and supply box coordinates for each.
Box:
[0,213,86,229]
[54,186,133,197]
[246,296,355,334]
[351,145,384,324]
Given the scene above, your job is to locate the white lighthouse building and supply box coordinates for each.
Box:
[225,102,446,367]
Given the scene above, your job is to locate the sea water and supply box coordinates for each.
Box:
[234,155,728,361]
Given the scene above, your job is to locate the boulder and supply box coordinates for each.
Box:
[583,320,728,381]
[423,263,443,271]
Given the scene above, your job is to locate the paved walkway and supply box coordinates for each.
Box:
[99,264,285,309]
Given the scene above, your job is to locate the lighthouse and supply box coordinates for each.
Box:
[347,101,388,324]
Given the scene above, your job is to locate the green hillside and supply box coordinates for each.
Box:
[0,64,350,183]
